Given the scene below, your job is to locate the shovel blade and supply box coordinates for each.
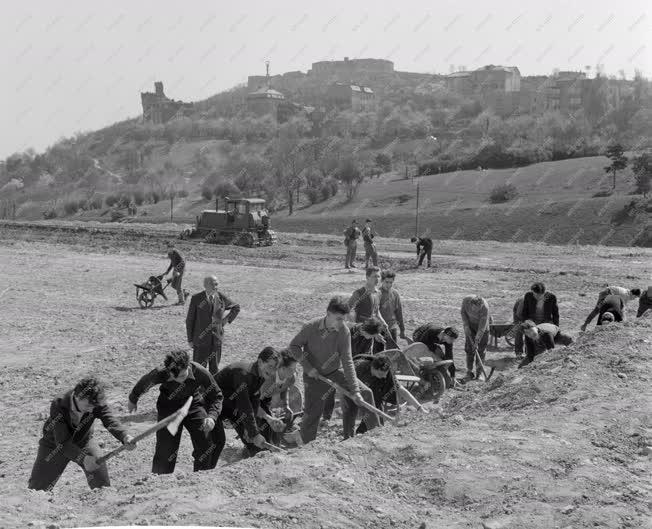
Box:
[166,396,193,436]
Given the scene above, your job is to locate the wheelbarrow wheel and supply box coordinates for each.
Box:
[427,370,447,401]
[504,334,515,347]
[414,369,447,402]
[138,290,155,309]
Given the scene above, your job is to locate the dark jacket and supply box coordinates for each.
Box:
[524,327,557,358]
[354,355,396,407]
[344,226,361,245]
[39,390,129,464]
[415,237,433,255]
[522,292,559,326]
[598,295,624,324]
[412,324,453,359]
[349,322,388,356]
[129,361,223,420]
[637,291,652,318]
[186,290,240,354]
[216,361,265,439]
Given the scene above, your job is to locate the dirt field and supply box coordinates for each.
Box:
[0,223,650,528]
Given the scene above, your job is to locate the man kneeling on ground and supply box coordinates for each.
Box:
[518,320,573,368]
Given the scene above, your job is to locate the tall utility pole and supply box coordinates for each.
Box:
[415,177,420,236]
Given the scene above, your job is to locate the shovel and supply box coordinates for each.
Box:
[313,373,394,423]
[474,348,495,382]
[97,396,193,464]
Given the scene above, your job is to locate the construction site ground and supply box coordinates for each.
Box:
[0,221,650,529]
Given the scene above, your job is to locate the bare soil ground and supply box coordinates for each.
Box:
[0,222,650,529]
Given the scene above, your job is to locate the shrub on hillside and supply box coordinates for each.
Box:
[305,187,320,205]
[77,199,87,211]
[43,209,58,219]
[489,183,519,203]
[105,194,119,207]
[64,201,80,215]
[149,191,160,204]
[201,186,213,200]
[88,195,103,210]
[110,209,125,222]
[177,189,189,198]
[133,190,145,206]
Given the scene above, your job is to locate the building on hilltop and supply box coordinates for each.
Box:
[140,82,193,124]
[309,57,394,82]
[445,65,521,116]
[325,82,376,112]
[246,61,318,124]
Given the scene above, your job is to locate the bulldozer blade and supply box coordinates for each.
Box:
[166,396,193,436]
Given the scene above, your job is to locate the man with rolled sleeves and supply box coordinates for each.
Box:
[186,275,240,375]
[28,377,136,491]
[288,296,380,443]
[460,295,492,381]
[128,349,224,474]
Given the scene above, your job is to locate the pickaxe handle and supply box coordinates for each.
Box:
[314,373,394,423]
[97,396,193,464]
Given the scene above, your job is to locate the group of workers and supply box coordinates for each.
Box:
[28,239,652,492]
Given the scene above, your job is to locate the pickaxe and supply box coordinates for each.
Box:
[97,396,193,464]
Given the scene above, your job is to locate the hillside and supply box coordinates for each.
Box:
[0,228,650,529]
[13,154,649,247]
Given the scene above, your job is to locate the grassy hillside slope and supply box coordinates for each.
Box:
[11,154,651,247]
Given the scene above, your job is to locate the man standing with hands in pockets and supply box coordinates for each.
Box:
[186,275,241,376]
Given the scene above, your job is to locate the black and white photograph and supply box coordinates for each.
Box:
[0,0,650,527]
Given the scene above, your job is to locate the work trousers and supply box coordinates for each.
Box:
[301,371,379,443]
[152,404,224,474]
[219,406,262,457]
[418,248,432,267]
[464,328,489,376]
[171,269,185,303]
[193,340,222,377]
[364,243,378,267]
[28,438,109,491]
[345,241,358,268]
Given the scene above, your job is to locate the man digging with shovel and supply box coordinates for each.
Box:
[128,349,224,474]
[460,295,492,382]
[288,296,384,444]
[28,376,137,491]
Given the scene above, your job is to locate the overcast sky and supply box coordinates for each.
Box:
[0,0,649,160]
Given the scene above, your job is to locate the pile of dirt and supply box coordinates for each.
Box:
[4,319,650,528]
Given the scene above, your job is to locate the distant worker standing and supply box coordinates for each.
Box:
[343,220,361,269]
[362,218,378,268]
[163,242,186,305]
[410,236,433,268]
[580,286,641,331]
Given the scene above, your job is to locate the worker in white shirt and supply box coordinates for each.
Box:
[580,286,641,331]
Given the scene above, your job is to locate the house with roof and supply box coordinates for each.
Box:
[325,82,376,112]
